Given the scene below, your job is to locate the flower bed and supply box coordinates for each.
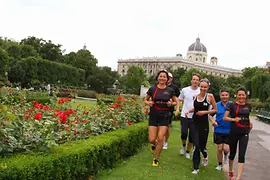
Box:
[0,121,148,180]
[0,95,147,156]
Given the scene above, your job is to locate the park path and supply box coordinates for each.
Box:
[223,117,270,180]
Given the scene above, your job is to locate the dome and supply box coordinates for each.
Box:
[188,37,207,52]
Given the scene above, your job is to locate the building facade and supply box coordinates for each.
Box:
[117,37,242,78]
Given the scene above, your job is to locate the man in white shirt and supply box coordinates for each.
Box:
[179,73,200,159]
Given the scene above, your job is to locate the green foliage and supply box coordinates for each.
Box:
[11,57,85,87]
[251,74,270,101]
[169,68,186,88]
[0,121,148,180]
[75,89,97,98]
[121,66,147,94]
[0,93,147,156]
[0,48,9,79]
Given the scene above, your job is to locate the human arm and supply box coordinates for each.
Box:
[223,110,240,122]
[196,94,217,116]
[185,108,194,118]
[172,96,180,116]
[144,95,154,107]
[208,115,218,126]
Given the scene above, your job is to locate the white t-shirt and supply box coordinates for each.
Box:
[179,86,200,118]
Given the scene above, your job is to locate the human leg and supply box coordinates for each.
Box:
[191,123,200,172]
[228,133,239,180]
[199,128,209,167]
[163,113,173,149]
[237,134,249,180]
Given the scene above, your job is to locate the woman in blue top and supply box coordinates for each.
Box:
[209,89,231,171]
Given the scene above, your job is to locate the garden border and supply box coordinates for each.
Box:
[0,122,148,180]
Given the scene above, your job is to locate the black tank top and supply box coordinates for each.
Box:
[192,93,211,128]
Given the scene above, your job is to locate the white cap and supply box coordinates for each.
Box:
[168,72,173,78]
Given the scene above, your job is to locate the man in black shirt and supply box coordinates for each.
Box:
[163,72,180,149]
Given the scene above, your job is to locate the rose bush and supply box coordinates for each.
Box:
[0,95,148,156]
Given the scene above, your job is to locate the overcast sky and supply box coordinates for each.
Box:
[1,0,269,71]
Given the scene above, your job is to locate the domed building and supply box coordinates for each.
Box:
[117,37,242,78]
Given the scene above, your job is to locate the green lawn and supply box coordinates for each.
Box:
[97,121,225,180]
[71,99,96,108]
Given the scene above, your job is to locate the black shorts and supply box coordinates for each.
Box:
[168,112,173,124]
[180,117,193,133]
[214,132,229,145]
[149,111,170,126]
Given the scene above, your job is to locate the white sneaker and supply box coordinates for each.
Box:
[180,146,185,155]
[202,157,208,167]
[163,142,168,149]
[224,154,228,164]
[185,153,190,159]
[192,169,199,174]
[215,165,223,171]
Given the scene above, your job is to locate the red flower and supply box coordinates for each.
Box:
[111,102,121,108]
[145,109,149,115]
[126,121,131,126]
[34,112,43,120]
[65,125,69,130]
[65,108,73,116]
[60,113,67,124]
[117,96,126,102]
[81,119,87,123]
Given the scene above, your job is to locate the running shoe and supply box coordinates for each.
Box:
[185,153,191,159]
[202,156,208,167]
[215,165,223,171]
[229,171,235,180]
[163,142,168,149]
[180,146,185,155]
[192,169,199,174]
[152,158,159,167]
[150,144,156,154]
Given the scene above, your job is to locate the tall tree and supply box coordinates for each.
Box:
[0,48,9,81]
[124,66,147,95]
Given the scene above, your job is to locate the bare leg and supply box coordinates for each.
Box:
[187,142,193,152]
[237,163,244,180]
[217,144,223,163]
[148,126,158,146]
[164,125,171,142]
[155,126,168,159]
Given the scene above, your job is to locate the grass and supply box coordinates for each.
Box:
[97,120,225,180]
[71,99,96,108]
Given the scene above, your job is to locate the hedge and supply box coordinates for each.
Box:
[9,57,85,87]
[0,121,148,180]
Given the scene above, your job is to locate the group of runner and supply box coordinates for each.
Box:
[144,70,252,180]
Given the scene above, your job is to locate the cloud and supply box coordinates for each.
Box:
[1,0,269,71]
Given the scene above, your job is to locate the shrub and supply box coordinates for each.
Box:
[0,95,148,156]
[0,122,148,180]
[75,89,96,98]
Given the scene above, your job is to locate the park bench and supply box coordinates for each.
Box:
[257,110,270,123]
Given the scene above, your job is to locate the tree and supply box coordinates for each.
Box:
[72,49,98,79]
[124,66,147,95]
[170,68,186,88]
[0,48,9,80]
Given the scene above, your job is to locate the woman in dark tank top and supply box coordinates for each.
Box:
[186,78,217,174]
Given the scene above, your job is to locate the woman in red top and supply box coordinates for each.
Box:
[224,87,253,180]
[144,70,180,167]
